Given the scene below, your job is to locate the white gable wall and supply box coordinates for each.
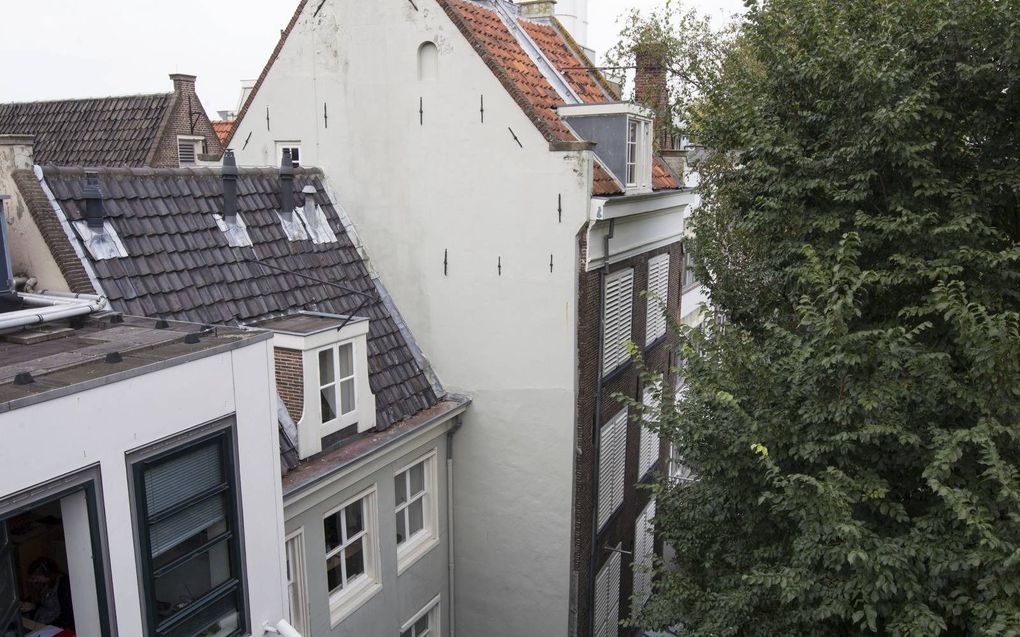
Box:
[231,1,593,635]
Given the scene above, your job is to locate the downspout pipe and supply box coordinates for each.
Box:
[587,219,615,637]
[447,415,464,637]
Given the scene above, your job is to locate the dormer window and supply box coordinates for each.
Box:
[626,117,652,191]
[257,312,377,459]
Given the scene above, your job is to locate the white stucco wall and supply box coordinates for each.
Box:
[0,338,288,637]
[231,1,591,634]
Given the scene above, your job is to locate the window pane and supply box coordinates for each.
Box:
[395,474,408,506]
[154,538,233,622]
[345,500,364,537]
[150,494,227,558]
[145,443,223,516]
[345,539,365,580]
[396,511,407,544]
[338,343,354,378]
[408,499,424,536]
[159,590,240,637]
[326,555,343,593]
[410,463,425,495]
[339,379,355,415]
[415,615,429,633]
[324,514,340,552]
[319,349,335,385]
[153,515,227,572]
[402,630,413,637]
[321,387,337,422]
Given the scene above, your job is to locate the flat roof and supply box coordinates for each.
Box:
[250,311,368,337]
[0,312,272,413]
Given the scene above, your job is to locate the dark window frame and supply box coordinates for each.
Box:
[0,468,114,637]
[132,426,247,637]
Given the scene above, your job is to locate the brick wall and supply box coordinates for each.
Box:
[572,228,684,637]
[275,347,305,422]
[150,75,225,168]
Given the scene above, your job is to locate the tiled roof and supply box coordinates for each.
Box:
[440,0,576,142]
[653,157,680,191]
[212,121,234,145]
[519,20,609,105]
[593,162,623,197]
[0,94,173,166]
[38,165,440,428]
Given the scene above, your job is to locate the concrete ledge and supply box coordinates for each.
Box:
[549,140,596,152]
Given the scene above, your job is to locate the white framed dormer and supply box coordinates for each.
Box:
[177,135,206,166]
[625,116,653,193]
[265,312,377,458]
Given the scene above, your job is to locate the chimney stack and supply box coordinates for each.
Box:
[279,150,295,220]
[0,195,13,297]
[170,73,198,96]
[516,0,557,19]
[634,39,676,150]
[84,172,106,231]
[222,151,239,222]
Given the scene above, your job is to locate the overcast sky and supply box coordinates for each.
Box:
[1,0,744,117]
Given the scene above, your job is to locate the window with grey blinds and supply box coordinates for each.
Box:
[645,254,670,344]
[603,269,634,375]
[134,430,245,637]
[597,409,628,530]
[593,546,621,637]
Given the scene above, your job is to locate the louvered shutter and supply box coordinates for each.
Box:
[594,547,622,637]
[645,254,670,344]
[639,380,662,478]
[178,139,197,165]
[603,269,634,375]
[597,409,629,530]
[633,499,656,608]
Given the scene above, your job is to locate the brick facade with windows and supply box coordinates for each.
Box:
[573,231,684,637]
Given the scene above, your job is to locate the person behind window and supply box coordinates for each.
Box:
[26,558,74,630]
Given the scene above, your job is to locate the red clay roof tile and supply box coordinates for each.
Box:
[212,120,233,145]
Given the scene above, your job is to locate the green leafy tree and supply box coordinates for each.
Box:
[627,0,1020,634]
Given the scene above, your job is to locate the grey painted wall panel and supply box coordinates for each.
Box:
[564,114,629,182]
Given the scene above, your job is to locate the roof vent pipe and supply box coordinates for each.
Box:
[279,149,295,220]
[301,185,317,213]
[84,172,106,230]
[0,195,14,296]
[222,150,239,222]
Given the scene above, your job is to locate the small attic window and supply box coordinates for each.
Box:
[418,42,439,81]
[626,117,652,190]
[276,142,301,167]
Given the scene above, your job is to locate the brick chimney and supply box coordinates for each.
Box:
[634,40,676,150]
[170,73,198,97]
[517,0,557,19]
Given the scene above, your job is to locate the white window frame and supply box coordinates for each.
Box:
[593,546,622,637]
[177,134,205,166]
[683,248,699,291]
[275,141,302,167]
[394,449,440,574]
[597,409,628,530]
[632,499,656,610]
[324,486,382,626]
[400,594,441,637]
[639,376,663,478]
[645,254,670,345]
[317,341,358,434]
[625,117,652,191]
[603,268,635,375]
[285,529,310,636]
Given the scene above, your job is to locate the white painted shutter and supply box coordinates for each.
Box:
[603,269,634,375]
[594,547,622,637]
[633,499,656,608]
[597,409,629,530]
[645,254,670,345]
[639,380,662,478]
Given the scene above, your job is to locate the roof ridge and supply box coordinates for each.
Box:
[0,92,173,108]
